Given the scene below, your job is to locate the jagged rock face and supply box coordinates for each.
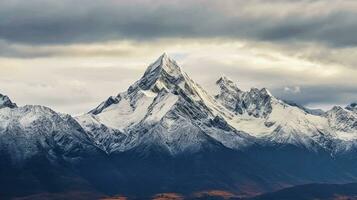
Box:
[0,105,99,164]
[215,76,244,113]
[214,76,343,150]
[242,88,273,118]
[216,76,272,118]
[0,93,17,109]
[326,106,357,132]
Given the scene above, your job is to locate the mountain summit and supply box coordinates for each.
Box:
[0,93,17,109]
[138,53,186,92]
[77,54,252,154]
[89,53,191,115]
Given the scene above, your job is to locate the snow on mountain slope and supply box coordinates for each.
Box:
[283,100,325,116]
[76,54,253,154]
[325,106,357,141]
[77,114,126,154]
[0,93,17,109]
[0,103,99,164]
[76,54,357,154]
[215,76,337,149]
[0,54,356,158]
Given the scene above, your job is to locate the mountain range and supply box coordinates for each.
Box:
[1,53,357,199]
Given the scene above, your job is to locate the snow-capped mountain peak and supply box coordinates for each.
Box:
[89,53,189,116]
[137,53,185,92]
[142,53,181,77]
[77,54,253,154]
[326,105,357,133]
[216,75,242,94]
[0,93,17,109]
[259,87,273,97]
[215,75,339,149]
[215,76,275,118]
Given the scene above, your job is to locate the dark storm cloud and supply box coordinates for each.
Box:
[0,0,356,47]
[0,0,356,112]
[259,12,357,47]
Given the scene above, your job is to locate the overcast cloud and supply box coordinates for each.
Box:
[0,0,356,114]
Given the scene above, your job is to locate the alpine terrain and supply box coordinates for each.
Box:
[1,53,357,199]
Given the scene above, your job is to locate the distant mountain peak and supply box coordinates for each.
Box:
[217,75,232,83]
[331,105,344,111]
[260,88,273,97]
[216,76,273,99]
[0,93,17,109]
[326,104,357,132]
[216,75,242,93]
[346,102,357,112]
[215,76,275,117]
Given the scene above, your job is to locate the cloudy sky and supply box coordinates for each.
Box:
[0,0,356,114]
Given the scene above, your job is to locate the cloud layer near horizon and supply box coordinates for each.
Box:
[0,0,356,114]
